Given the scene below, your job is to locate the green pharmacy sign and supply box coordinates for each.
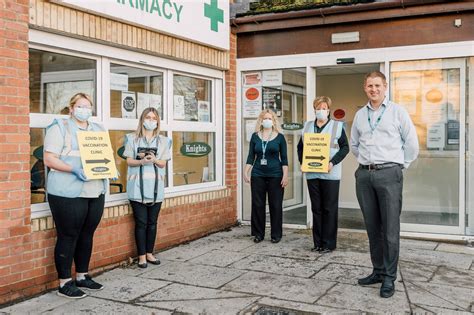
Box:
[281,123,304,130]
[180,142,212,157]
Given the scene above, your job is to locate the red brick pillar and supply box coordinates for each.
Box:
[225,31,238,221]
[0,0,31,304]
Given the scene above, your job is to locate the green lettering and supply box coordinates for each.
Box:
[129,0,134,8]
[150,0,162,16]
[173,2,183,23]
[162,0,172,19]
[136,0,148,12]
[116,0,125,4]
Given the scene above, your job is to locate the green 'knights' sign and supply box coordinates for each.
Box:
[180,142,212,157]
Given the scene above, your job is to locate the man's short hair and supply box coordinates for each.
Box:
[364,71,387,85]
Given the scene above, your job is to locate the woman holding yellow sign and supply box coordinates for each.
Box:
[244,109,288,244]
[124,108,171,268]
[44,93,107,299]
[297,96,349,254]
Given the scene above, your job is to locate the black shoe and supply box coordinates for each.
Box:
[311,246,322,252]
[271,238,281,243]
[380,279,395,298]
[76,275,104,291]
[138,262,148,268]
[253,236,263,243]
[320,248,332,254]
[147,257,161,265]
[57,280,87,299]
[358,273,383,286]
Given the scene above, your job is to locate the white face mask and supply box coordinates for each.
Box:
[262,119,273,129]
[315,109,329,120]
[143,119,157,130]
[73,107,92,122]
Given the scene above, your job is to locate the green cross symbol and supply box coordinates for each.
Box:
[204,0,224,32]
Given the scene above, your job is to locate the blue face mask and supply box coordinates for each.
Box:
[143,119,158,131]
[315,109,329,120]
[262,119,273,129]
[73,107,92,122]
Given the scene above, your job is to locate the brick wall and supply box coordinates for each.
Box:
[0,4,238,306]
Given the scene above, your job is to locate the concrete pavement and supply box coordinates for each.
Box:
[2,226,473,314]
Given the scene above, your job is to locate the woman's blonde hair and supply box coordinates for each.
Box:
[135,107,161,139]
[254,109,282,133]
[68,93,94,114]
[313,96,332,110]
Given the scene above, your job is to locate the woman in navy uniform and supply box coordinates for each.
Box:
[298,96,349,253]
[244,109,288,243]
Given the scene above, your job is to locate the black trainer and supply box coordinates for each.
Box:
[76,275,104,291]
[57,280,87,299]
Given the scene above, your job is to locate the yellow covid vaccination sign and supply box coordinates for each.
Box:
[77,131,118,180]
[301,133,330,173]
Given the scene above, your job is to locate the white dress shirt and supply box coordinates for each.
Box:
[350,98,419,168]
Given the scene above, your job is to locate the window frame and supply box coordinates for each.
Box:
[29,31,226,218]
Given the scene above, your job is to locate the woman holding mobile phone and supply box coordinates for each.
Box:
[124,107,171,268]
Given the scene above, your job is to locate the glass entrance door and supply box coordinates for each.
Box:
[391,58,466,234]
[241,68,307,226]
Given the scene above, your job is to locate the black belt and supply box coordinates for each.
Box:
[359,163,402,171]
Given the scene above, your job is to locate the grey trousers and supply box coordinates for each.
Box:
[355,165,403,280]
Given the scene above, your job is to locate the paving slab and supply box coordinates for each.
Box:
[42,296,171,314]
[400,238,439,251]
[84,275,169,302]
[317,283,411,313]
[189,234,257,252]
[411,304,473,315]
[0,292,71,314]
[242,239,319,260]
[137,283,258,315]
[188,249,251,267]
[316,250,372,267]
[222,271,336,304]
[139,260,244,288]
[158,242,217,262]
[400,248,473,270]
[231,254,327,278]
[312,263,374,286]
[405,281,473,311]
[436,243,474,255]
[244,297,354,314]
[399,260,437,282]
[430,266,474,289]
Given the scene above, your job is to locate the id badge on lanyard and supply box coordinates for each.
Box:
[260,132,272,166]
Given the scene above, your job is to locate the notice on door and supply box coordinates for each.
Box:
[301,133,330,173]
[77,131,118,180]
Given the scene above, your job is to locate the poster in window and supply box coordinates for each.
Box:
[198,100,210,122]
[184,92,198,121]
[121,91,136,119]
[174,95,185,120]
[263,87,282,117]
[136,92,150,118]
[243,87,262,118]
[426,123,445,149]
[150,94,162,114]
[262,70,282,86]
[447,120,460,145]
[243,72,262,87]
[110,73,128,91]
[245,119,257,142]
[421,71,448,124]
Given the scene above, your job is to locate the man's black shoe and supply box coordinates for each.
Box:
[253,236,263,243]
[57,280,87,299]
[380,279,395,298]
[320,248,332,254]
[311,246,322,252]
[271,238,281,243]
[76,275,104,291]
[358,273,383,286]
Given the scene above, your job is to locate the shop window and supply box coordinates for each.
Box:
[30,128,46,204]
[29,49,97,115]
[110,64,164,119]
[172,132,215,186]
[173,75,212,122]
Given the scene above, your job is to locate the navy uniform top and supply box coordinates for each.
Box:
[246,132,288,177]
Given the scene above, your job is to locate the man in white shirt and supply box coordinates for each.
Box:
[350,71,419,298]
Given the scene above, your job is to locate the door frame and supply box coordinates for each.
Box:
[237,40,474,233]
